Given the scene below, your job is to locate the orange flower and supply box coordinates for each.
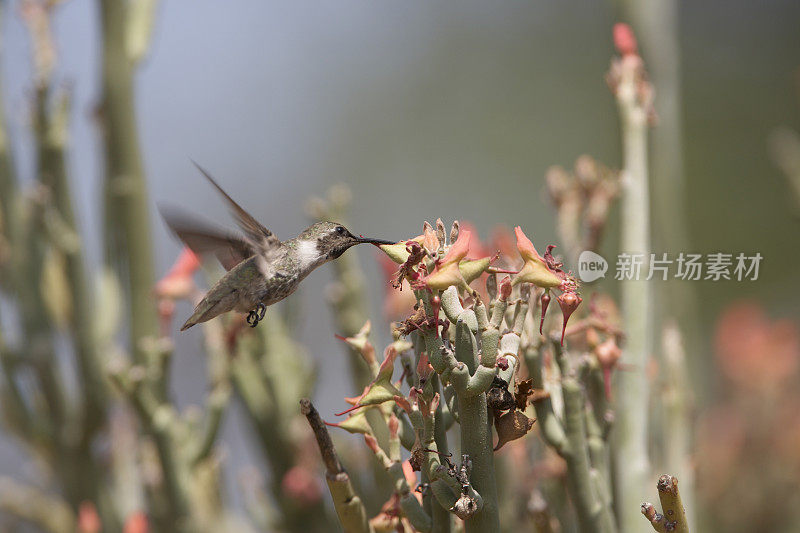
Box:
[491,226,520,269]
[613,22,638,57]
[281,465,323,506]
[337,346,401,415]
[511,227,561,288]
[422,224,440,254]
[514,226,541,262]
[78,501,101,533]
[413,230,472,292]
[154,247,201,300]
[594,337,622,399]
[335,321,377,368]
[123,512,148,533]
[418,261,464,291]
[378,236,424,264]
[440,230,471,267]
[402,460,422,503]
[458,222,492,259]
[714,302,799,391]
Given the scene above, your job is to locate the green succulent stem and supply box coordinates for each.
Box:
[300,399,372,533]
[641,474,689,533]
[428,374,453,533]
[525,341,616,533]
[449,319,499,532]
[611,34,654,532]
[98,0,159,366]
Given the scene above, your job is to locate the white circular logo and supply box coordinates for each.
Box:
[578,251,608,282]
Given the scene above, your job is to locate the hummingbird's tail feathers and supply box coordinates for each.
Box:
[159,204,254,271]
[179,304,218,331]
[180,318,197,331]
[180,305,208,331]
[180,283,240,331]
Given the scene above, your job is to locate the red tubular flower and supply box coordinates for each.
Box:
[364,433,381,454]
[594,338,622,400]
[154,247,201,300]
[416,352,434,385]
[123,512,148,533]
[402,460,422,503]
[613,23,638,57]
[387,413,400,438]
[281,466,323,506]
[539,291,551,335]
[393,395,412,414]
[78,501,101,533]
[557,291,582,346]
[499,275,513,301]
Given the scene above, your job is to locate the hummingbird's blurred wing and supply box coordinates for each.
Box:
[159,205,254,271]
[191,162,282,260]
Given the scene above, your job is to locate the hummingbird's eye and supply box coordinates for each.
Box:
[335,226,346,235]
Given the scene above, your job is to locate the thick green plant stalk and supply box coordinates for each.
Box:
[613,9,697,527]
[451,319,499,532]
[0,3,14,286]
[0,477,76,533]
[407,322,452,533]
[98,0,159,365]
[609,36,654,533]
[641,474,689,533]
[108,327,242,532]
[34,84,109,438]
[34,84,121,528]
[0,5,33,443]
[0,6,121,526]
[428,373,452,533]
[417,285,527,533]
[659,324,694,528]
[525,341,617,533]
[301,399,373,533]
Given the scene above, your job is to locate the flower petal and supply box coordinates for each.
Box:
[440,230,471,266]
[514,226,542,262]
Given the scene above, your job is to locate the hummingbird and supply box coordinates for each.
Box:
[161,164,394,331]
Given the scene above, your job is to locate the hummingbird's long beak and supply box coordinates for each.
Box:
[356,236,395,246]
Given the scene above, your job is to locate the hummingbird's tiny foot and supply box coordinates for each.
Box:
[246,303,267,328]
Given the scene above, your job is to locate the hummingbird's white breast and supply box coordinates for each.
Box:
[296,239,323,270]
